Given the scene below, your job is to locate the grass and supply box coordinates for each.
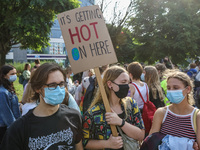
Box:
[14,77,23,102]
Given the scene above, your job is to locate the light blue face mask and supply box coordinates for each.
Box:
[166,88,187,104]
[140,73,145,81]
[41,86,66,105]
[8,75,17,82]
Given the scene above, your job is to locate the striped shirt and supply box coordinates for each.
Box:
[160,106,196,140]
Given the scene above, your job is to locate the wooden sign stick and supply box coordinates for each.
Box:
[94,67,118,137]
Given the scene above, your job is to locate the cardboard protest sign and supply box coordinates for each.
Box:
[57,5,118,74]
[58,5,118,137]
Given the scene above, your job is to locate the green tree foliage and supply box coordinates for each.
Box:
[130,0,200,64]
[96,0,136,64]
[107,24,136,63]
[0,0,80,66]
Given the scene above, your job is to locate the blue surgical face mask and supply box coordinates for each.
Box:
[166,88,187,104]
[41,86,65,105]
[70,73,74,77]
[8,75,17,82]
[140,73,145,81]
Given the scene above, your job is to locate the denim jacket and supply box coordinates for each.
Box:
[0,85,21,128]
[158,134,195,150]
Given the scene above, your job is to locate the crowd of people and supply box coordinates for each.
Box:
[0,58,200,150]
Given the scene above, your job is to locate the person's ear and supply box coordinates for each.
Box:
[35,88,43,94]
[107,81,112,89]
[186,86,191,94]
[4,74,9,80]
[129,73,132,79]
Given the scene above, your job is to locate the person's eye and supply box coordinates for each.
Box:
[59,82,65,86]
[48,84,57,88]
[59,82,66,87]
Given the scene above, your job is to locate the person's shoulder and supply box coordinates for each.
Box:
[161,79,167,84]
[124,97,139,109]
[86,103,104,115]
[194,69,198,73]
[197,109,200,116]
[129,83,134,88]
[8,114,28,132]
[68,92,74,99]
[155,106,167,117]
[0,85,6,91]
[59,104,82,121]
[0,86,9,95]
[125,97,135,103]
[60,104,80,115]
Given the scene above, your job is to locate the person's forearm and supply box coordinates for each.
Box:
[85,139,109,149]
[121,121,145,141]
[75,140,83,150]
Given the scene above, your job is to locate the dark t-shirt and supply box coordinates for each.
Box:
[149,89,165,109]
[0,104,82,150]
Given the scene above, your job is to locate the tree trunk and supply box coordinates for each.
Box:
[0,42,11,67]
[0,53,6,67]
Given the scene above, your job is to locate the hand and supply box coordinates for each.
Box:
[193,142,199,150]
[108,134,123,149]
[105,109,122,126]
[19,103,23,112]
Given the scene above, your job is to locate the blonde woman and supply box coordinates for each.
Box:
[144,66,165,109]
[149,70,200,149]
[82,66,145,149]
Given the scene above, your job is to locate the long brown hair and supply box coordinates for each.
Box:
[144,66,164,101]
[21,70,36,104]
[61,88,70,105]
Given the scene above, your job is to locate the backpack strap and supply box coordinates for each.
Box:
[132,83,149,103]
[193,109,199,134]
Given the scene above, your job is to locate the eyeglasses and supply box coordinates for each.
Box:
[44,82,67,90]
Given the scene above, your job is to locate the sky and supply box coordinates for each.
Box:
[95,0,132,24]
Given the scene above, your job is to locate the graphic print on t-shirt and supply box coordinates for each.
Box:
[28,127,74,150]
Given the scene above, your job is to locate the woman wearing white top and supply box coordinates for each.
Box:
[127,62,149,111]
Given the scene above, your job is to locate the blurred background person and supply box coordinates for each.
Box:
[0,65,21,144]
[65,65,78,96]
[22,63,31,88]
[31,59,40,72]
[144,66,165,108]
[155,63,170,106]
[187,63,198,80]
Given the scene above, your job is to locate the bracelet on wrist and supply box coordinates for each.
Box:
[119,119,125,127]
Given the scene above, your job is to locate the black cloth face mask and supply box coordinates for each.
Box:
[112,81,129,99]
